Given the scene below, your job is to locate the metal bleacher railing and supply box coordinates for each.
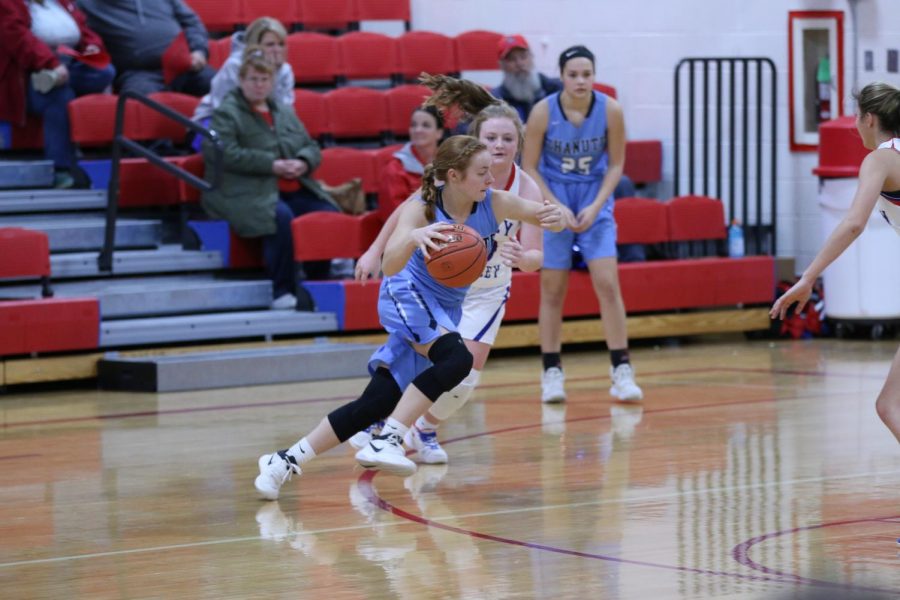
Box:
[673,57,777,256]
[98,90,223,272]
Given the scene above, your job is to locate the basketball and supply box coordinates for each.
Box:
[425,223,487,288]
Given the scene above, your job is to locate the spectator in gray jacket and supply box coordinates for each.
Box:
[77,0,213,96]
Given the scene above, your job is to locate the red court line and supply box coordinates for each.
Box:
[357,471,897,594]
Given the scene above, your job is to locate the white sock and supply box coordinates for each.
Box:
[415,415,440,433]
[286,438,316,465]
[380,417,409,439]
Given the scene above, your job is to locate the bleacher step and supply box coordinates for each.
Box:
[0,214,161,251]
[0,274,272,317]
[97,340,376,391]
[0,161,53,189]
[99,309,338,347]
[0,189,106,214]
[51,245,223,279]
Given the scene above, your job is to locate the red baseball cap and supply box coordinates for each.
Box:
[498,34,529,60]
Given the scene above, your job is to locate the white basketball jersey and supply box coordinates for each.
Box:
[875,138,900,236]
[470,164,523,288]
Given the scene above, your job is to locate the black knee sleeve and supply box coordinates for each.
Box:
[411,332,473,402]
[328,368,402,442]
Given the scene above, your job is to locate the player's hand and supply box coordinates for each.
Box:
[536,200,565,232]
[354,249,381,283]
[572,201,602,233]
[770,278,813,321]
[411,222,454,260]
[498,239,523,268]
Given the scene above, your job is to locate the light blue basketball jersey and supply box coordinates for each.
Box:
[539,90,609,184]
[398,187,499,304]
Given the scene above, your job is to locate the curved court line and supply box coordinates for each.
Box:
[732,516,900,591]
[356,470,897,594]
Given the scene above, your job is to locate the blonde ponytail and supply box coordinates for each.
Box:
[421,164,438,222]
[419,73,499,119]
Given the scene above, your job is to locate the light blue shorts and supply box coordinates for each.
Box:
[542,179,617,270]
[367,275,462,391]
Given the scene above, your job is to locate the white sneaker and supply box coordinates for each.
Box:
[541,367,567,403]
[403,426,448,464]
[348,420,385,450]
[610,363,643,401]
[255,451,301,500]
[355,432,417,476]
[270,293,296,310]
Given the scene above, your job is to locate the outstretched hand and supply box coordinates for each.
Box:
[411,222,454,260]
[770,279,813,321]
[537,200,565,232]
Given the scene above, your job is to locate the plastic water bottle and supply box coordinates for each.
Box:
[728,219,745,258]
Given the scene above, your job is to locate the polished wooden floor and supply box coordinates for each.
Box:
[1,338,899,599]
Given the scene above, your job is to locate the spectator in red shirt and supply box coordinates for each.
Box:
[377,105,444,224]
[0,0,115,187]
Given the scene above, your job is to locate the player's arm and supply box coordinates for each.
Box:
[511,172,544,272]
[572,99,625,232]
[491,189,564,233]
[381,200,452,276]
[521,100,560,205]
[771,152,887,320]
[355,191,420,281]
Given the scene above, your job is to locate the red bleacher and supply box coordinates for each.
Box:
[0,227,52,297]
[0,298,99,356]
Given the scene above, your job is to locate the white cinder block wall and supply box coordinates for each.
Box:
[410,0,900,273]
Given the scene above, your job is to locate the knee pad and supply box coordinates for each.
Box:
[328,368,401,441]
[430,369,481,421]
[411,332,474,402]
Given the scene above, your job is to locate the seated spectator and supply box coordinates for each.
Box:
[377,105,444,224]
[78,0,213,97]
[201,52,339,310]
[0,0,115,188]
[193,16,291,127]
[492,34,561,124]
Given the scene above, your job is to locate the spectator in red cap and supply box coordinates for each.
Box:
[492,34,561,123]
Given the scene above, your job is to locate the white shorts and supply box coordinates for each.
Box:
[457,284,510,346]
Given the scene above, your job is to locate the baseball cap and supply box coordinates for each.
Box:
[498,34,529,60]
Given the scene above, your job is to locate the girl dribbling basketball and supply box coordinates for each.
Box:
[254,130,564,497]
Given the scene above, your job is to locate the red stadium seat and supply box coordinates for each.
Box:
[292,212,369,261]
[286,32,339,86]
[9,116,43,149]
[454,30,503,71]
[242,0,300,29]
[207,37,233,70]
[666,195,726,241]
[293,89,328,140]
[624,139,662,185]
[185,0,241,31]
[174,153,205,204]
[355,0,411,29]
[317,147,378,195]
[384,84,430,137]
[337,31,398,83]
[324,87,388,142]
[592,82,617,99]
[0,227,52,297]
[613,198,669,245]
[396,31,458,81]
[0,298,99,356]
[140,92,200,142]
[118,158,181,207]
[298,0,356,31]
[69,94,140,146]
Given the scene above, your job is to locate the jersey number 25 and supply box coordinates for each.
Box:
[561,156,592,175]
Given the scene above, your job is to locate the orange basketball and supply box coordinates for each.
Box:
[425,223,487,288]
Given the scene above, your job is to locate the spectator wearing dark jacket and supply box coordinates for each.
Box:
[0,0,115,187]
[77,0,213,96]
[491,35,561,124]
